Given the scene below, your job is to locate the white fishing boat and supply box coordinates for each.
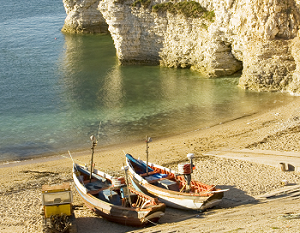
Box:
[71,135,165,227]
[125,153,228,210]
[73,163,166,226]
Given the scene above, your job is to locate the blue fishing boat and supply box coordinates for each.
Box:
[125,153,228,210]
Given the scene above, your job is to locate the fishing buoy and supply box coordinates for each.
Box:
[178,163,192,174]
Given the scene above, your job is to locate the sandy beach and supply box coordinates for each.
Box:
[1,97,300,232]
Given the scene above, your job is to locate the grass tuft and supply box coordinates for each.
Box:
[152,1,215,21]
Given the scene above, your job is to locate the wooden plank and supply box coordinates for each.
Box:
[256,184,300,199]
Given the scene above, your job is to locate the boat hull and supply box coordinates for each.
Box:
[73,164,165,227]
[75,184,164,226]
[129,173,223,210]
[126,155,226,211]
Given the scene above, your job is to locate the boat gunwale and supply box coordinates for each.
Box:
[126,157,216,198]
[73,163,165,212]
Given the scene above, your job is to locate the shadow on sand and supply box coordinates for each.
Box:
[217,185,258,208]
[74,185,258,233]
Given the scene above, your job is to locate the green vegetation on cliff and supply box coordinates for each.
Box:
[152,1,215,20]
[131,0,214,21]
[132,0,151,8]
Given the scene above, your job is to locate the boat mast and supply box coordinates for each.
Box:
[145,136,152,175]
[90,135,98,182]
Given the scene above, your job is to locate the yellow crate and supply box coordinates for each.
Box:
[44,204,72,218]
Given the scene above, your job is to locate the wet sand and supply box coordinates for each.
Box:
[1,97,300,232]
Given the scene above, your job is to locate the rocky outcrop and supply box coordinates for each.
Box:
[62,0,108,34]
[288,38,300,94]
[63,0,300,94]
[98,0,243,76]
[239,39,295,92]
[158,13,242,77]
[99,0,165,65]
[237,0,300,93]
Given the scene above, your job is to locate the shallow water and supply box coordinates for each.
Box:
[0,0,296,162]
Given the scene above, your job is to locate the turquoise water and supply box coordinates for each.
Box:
[0,0,296,162]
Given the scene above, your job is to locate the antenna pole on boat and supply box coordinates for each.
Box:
[90,135,98,183]
[186,153,195,192]
[145,136,152,176]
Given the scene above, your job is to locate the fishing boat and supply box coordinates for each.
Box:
[72,163,166,226]
[125,153,228,211]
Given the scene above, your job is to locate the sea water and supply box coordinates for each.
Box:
[0,0,296,162]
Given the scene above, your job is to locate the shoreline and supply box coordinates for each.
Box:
[0,108,268,168]
[1,97,300,232]
[0,90,294,167]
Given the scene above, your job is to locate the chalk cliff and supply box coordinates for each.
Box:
[62,0,108,33]
[62,0,300,94]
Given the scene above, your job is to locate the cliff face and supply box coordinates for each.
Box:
[63,0,300,94]
[237,0,300,93]
[99,0,243,76]
[62,0,108,34]
[99,0,165,65]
